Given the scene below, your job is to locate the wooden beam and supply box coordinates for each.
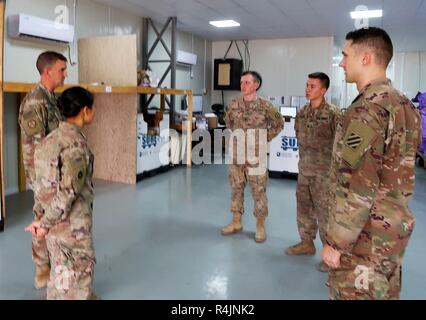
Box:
[135,87,190,96]
[0,0,5,228]
[3,82,192,97]
[2,82,194,176]
[160,94,165,113]
[3,82,38,93]
[186,93,193,167]
[85,85,138,94]
[3,82,78,93]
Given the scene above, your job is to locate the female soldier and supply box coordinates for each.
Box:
[25,86,96,299]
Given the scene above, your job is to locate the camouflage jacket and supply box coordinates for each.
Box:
[295,100,341,175]
[224,96,284,165]
[326,78,421,258]
[18,83,63,187]
[34,122,94,249]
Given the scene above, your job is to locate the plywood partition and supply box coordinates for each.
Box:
[78,35,137,86]
[79,34,138,184]
[83,94,137,184]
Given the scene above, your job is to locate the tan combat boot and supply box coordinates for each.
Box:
[254,217,266,243]
[285,239,316,255]
[221,213,243,235]
[34,264,50,289]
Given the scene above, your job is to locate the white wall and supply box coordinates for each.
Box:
[330,44,357,108]
[147,22,212,113]
[4,0,142,83]
[331,49,426,110]
[3,0,213,195]
[211,37,334,107]
[3,0,142,195]
[392,51,426,99]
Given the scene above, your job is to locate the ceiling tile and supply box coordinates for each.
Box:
[93,0,426,50]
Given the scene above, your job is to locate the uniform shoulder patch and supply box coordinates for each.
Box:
[342,121,377,169]
[271,108,282,119]
[21,109,43,136]
[60,147,88,194]
[345,131,363,150]
[70,157,87,193]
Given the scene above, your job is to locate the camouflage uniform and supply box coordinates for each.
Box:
[326,78,421,300]
[224,96,284,218]
[295,100,341,244]
[34,122,95,300]
[18,83,63,268]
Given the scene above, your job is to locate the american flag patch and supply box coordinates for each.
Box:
[345,132,362,150]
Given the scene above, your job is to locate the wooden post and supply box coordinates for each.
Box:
[0,0,6,230]
[186,91,192,167]
[160,94,165,113]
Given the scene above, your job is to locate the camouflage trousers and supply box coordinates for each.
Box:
[296,173,329,244]
[32,201,49,268]
[45,222,95,300]
[328,253,402,300]
[229,164,268,218]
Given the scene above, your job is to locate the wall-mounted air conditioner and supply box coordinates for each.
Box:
[177,50,197,66]
[7,13,74,44]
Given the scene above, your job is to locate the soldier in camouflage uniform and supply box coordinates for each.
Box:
[321,27,421,300]
[286,72,341,273]
[20,51,67,289]
[25,87,96,300]
[221,71,284,243]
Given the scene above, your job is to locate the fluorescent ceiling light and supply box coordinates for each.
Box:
[350,10,382,19]
[209,20,240,28]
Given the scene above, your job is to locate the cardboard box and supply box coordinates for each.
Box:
[205,113,218,129]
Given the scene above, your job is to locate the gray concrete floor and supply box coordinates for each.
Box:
[1,164,425,300]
